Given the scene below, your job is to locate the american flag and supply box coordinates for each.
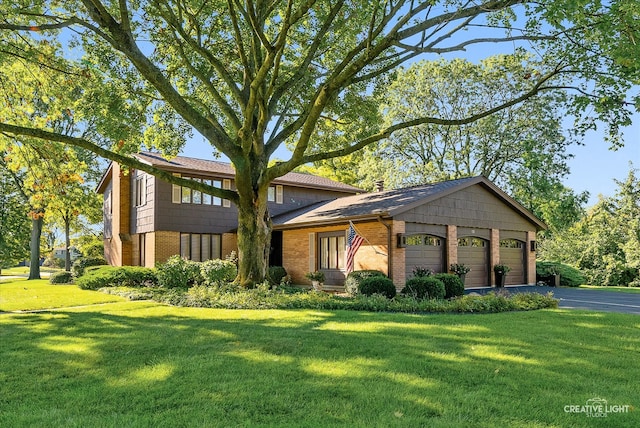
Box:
[346,223,364,273]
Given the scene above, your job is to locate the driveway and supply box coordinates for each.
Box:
[467,285,640,315]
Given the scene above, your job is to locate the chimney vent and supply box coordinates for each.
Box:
[374,180,384,192]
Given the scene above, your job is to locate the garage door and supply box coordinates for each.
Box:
[403,234,446,277]
[500,239,526,285]
[457,237,490,287]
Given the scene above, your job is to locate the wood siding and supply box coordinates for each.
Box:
[397,186,535,231]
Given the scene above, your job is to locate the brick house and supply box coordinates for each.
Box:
[97,153,545,289]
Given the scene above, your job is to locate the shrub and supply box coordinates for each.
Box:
[156,255,201,288]
[76,266,157,290]
[49,271,73,284]
[358,276,397,299]
[412,266,433,277]
[268,266,288,286]
[81,242,105,258]
[536,261,585,287]
[200,259,238,285]
[402,276,445,300]
[72,256,107,278]
[344,270,385,296]
[434,273,465,299]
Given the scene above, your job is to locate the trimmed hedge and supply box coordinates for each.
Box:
[72,256,107,278]
[76,266,157,290]
[358,276,397,299]
[268,266,288,285]
[433,273,465,299]
[536,261,585,287]
[49,271,74,284]
[402,276,445,300]
[344,270,386,296]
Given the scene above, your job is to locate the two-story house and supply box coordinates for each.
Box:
[96,152,361,268]
[98,152,546,289]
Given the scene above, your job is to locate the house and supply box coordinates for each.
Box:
[96,152,361,268]
[97,153,546,289]
[273,176,546,289]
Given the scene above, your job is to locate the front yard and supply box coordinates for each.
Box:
[1,279,638,427]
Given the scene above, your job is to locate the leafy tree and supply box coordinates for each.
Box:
[540,165,640,286]
[0,1,638,285]
[0,168,30,274]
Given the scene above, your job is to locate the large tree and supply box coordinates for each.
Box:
[0,1,638,285]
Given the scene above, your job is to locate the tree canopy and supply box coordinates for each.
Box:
[0,0,638,284]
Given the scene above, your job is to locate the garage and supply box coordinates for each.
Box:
[457,237,490,287]
[500,239,526,285]
[403,234,446,277]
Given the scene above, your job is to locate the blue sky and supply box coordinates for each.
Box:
[181,114,639,208]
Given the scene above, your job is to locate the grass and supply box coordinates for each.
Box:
[579,285,640,294]
[0,266,61,276]
[1,278,639,427]
[0,279,126,312]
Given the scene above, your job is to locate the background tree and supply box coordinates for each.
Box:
[0,168,30,275]
[539,165,640,286]
[0,1,638,284]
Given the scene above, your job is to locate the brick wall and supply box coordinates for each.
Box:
[527,230,537,285]
[282,220,394,287]
[154,231,180,265]
[490,228,500,285]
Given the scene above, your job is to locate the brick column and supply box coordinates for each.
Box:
[527,231,537,285]
[490,228,500,286]
[447,225,458,270]
[391,220,405,288]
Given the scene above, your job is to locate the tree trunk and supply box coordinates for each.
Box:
[28,215,43,280]
[234,162,272,287]
[64,215,71,272]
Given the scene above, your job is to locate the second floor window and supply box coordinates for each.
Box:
[268,185,284,204]
[174,176,230,207]
[133,175,146,207]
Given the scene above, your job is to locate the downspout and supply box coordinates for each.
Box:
[377,216,392,281]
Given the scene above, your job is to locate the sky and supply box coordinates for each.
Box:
[181,114,640,208]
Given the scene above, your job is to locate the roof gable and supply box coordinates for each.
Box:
[97,152,362,194]
[273,176,547,230]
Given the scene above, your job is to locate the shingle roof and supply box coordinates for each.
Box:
[272,176,547,230]
[134,152,361,193]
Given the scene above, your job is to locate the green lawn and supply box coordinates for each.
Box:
[579,285,640,294]
[1,279,638,427]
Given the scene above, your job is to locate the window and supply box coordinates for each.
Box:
[133,175,146,207]
[223,179,231,207]
[458,237,487,247]
[500,239,524,249]
[398,234,442,247]
[268,185,284,204]
[173,175,228,206]
[192,179,202,204]
[319,233,346,270]
[179,233,222,261]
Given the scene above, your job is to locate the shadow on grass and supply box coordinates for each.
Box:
[1,305,638,427]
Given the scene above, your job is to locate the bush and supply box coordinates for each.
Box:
[81,242,105,258]
[344,270,386,296]
[268,266,288,285]
[200,259,238,285]
[536,261,585,287]
[72,256,107,278]
[412,266,433,277]
[358,276,397,299]
[434,273,464,299]
[402,276,445,300]
[156,255,201,288]
[76,266,157,290]
[49,271,73,284]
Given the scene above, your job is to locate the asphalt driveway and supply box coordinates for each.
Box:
[467,285,640,315]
